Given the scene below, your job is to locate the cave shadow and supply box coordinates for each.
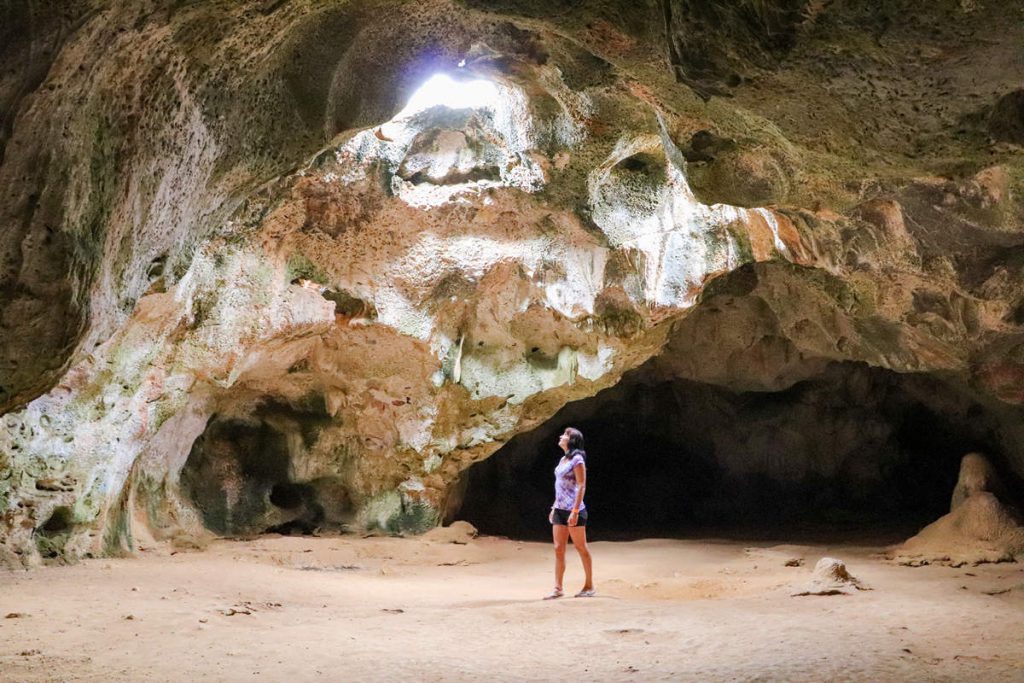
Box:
[454,361,1024,545]
[180,397,350,537]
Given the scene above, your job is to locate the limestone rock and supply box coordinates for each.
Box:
[397,114,504,186]
[847,199,919,269]
[688,146,792,208]
[791,557,869,596]
[989,90,1024,145]
[891,453,1024,567]
[679,130,737,164]
[422,520,478,544]
[951,452,1005,511]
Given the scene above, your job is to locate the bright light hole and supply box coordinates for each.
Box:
[394,73,500,119]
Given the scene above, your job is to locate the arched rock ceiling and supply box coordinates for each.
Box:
[1,0,1023,565]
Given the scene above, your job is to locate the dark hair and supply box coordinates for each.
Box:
[564,427,585,456]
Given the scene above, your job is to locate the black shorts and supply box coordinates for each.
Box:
[551,508,588,527]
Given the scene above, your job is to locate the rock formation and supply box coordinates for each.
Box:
[1,0,1023,566]
[891,453,1024,567]
[791,557,869,597]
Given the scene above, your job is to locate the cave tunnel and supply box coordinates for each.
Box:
[454,361,1023,542]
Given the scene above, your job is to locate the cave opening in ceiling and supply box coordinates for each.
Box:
[336,64,545,210]
[393,71,501,120]
[453,360,1023,543]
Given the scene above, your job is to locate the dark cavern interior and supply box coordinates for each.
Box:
[460,359,1023,540]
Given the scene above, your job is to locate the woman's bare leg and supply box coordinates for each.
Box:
[552,524,569,591]
[568,525,593,591]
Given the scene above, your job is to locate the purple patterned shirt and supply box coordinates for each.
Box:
[553,451,586,510]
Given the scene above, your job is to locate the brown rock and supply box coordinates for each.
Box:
[951,452,1004,511]
[791,557,870,596]
[422,521,478,545]
[891,453,1024,567]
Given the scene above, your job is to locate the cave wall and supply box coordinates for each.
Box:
[1,0,1023,565]
[0,0,495,415]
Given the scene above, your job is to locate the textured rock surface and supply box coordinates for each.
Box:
[1,0,1023,566]
[791,557,869,596]
[891,453,1024,567]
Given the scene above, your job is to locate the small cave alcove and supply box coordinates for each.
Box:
[454,361,1022,542]
[181,398,351,537]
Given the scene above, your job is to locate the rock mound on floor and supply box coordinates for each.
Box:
[421,521,478,545]
[890,453,1024,567]
[791,557,870,596]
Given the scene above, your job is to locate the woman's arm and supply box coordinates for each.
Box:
[568,460,586,526]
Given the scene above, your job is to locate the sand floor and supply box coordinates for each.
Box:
[1,533,1022,682]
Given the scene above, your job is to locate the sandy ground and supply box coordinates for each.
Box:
[1,533,1022,682]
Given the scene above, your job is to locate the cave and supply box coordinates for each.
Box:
[4,1,1023,565]
[181,399,350,536]
[457,361,1021,542]
[3,1,1024,678]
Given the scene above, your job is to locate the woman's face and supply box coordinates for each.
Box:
[558,431,570,451]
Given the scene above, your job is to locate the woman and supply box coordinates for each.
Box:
[545,427,595,599]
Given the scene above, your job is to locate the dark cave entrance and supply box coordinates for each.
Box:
[454,362,1019,542]
[181,399,352,536]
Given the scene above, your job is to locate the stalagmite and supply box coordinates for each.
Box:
[891,453,1024,567]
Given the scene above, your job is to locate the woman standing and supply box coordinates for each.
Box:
[545,427,595,599]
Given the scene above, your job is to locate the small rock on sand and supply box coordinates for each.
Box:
[792,557,870,596]
[421,521,477,545]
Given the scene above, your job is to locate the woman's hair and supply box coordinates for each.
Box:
[564,427,585,455]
